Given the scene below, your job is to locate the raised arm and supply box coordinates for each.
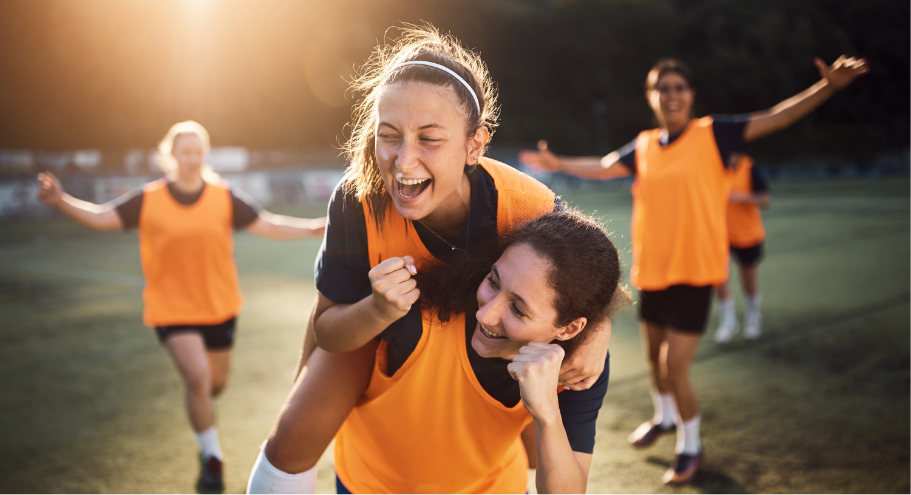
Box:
[313,256,419,352]
[744,55,869,143]
[518,141,633,180]
[509,343,591,494]
[36,172,122,231]
[247,210,326,240]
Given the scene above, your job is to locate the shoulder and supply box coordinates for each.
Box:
[143,178,168,193]
[479,157,553,198]
[327,178,365,219]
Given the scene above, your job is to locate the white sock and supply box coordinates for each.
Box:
[650,390,677,428]
[747,292,763,313]
[246,444,317,494]
[196,426,224,460]
[717,297,736,320]
[675,415,702,455]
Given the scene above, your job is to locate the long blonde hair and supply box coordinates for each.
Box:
[343,23,500,225]
[156,121,219,181]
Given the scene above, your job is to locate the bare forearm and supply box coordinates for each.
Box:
[55,194,121,231]
[746,79,836,142]
[314,295,399,352]
[534,415,588,494]
[557,152,630,181]
[730,193,771,209]
[251,212,325,240]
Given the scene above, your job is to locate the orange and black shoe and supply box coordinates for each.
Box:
[663,450,703,484]
[196,454,224,494]
[627,421,675,448]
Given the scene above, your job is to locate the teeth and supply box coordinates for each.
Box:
[397,178,429,186]
[480,325,504,339]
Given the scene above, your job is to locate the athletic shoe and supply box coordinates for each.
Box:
[196,454,224,494]
[663,450,703,484]
[627,421,675,448]
[713,316,740,344]
[744,310,762,340]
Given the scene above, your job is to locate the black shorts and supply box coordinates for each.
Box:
[639,285,713,333]
[731,242,764,266]
[155,316,237,350]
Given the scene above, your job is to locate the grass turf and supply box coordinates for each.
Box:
[0,179,907,493]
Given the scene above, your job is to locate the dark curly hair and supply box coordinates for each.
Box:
[415,208,628,357]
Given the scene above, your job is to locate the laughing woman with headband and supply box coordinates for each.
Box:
[247,25,614,493]
[520,56,868,484]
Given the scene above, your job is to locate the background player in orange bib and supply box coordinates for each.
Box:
[36,121,325,493]
[329,210,625,494]
[247,25,614,494]
[519,55,868,483]
[714,154,771,344]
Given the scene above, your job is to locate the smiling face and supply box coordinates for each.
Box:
[647,71,695,133]
[472,243,586,360]
[375,81,483,224]
[171,133,206,180]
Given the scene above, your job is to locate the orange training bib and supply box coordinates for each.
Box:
[138,179,242,326]
[630,117,733,290]
[727,155,766,248]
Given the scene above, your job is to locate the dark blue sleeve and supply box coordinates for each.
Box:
[558,351,610,454]
[313,182,372,304]
[750,165,769,193]
[229,188,262,229]
[112,187,144,230]
[615,138,638,174]
[711,114,751,169]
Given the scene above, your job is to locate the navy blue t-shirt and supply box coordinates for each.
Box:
[314,166,607,454]
[749,164,769,194]
[616,114,751,172]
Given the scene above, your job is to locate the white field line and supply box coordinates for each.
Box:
[13,260,145,287]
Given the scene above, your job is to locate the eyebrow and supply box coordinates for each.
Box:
[377,121,446,131]
[492,266,535,317]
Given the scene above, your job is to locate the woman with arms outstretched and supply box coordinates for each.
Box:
[37,121,325,493]
[520,55,868,483]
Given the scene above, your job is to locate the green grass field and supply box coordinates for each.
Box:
[1,178,908,494]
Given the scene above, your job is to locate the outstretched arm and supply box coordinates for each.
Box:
[247,211,326,240]
[36,172,122,231]
[744,55,870,143]
[730,191,771,209]
[509,343,591,494]
[518,141,633,181]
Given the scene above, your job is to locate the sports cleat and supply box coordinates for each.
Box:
[628,421,675,448]
[714,316,740,344]
[744,310,762,340]
[663,450,703,484]
[196,454,224,494]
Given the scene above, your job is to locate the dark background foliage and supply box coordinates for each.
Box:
[0,0,907,162]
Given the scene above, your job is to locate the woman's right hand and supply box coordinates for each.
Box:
[37,172,64,206]
[368,256,420,321]
[518,140,561,173]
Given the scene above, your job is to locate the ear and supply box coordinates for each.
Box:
[554,317,587,341]
[467,126,490,164]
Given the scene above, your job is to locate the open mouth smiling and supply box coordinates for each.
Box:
[396,176,432,200]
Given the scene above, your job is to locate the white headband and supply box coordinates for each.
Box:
[384,61,480,113]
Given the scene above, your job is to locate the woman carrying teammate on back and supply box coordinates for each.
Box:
[714,154,771,343]
[247,25,613,493]
[37,121,325,493]
[519,55,868,483]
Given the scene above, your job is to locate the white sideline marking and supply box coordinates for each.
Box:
[14,260,145,287]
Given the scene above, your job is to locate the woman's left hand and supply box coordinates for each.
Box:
[508,342,564,423]
[815,55,869,91]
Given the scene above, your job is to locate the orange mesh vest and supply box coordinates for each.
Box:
[630,117,733,290]
[335,158,554,493]
[138,179,242,327]
[727,155,766,248]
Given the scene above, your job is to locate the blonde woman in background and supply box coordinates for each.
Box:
[36,121,325,493]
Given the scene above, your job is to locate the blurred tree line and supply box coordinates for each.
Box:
[0,0,907,164]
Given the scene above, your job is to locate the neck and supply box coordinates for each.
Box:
[420,172,471,239]
[173,173,204,194]
[663,117,690,136]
